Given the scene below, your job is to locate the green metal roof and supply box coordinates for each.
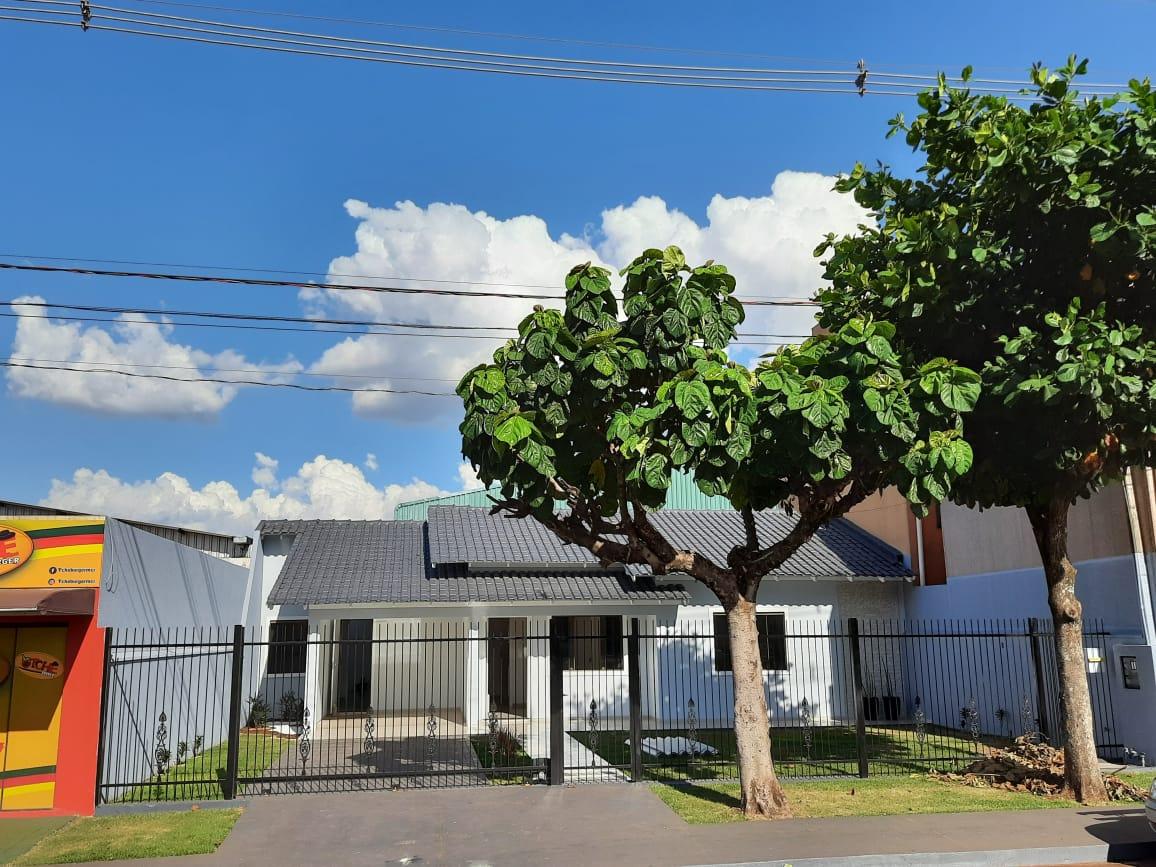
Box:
[394,470,732,521]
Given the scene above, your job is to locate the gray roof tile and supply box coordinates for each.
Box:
[265,505,908,607]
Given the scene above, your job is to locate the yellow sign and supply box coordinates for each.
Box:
[0,518,105,590]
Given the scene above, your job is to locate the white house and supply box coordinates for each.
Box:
[249,504,911,744]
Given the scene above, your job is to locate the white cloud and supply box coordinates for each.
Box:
[251,453,279,487]
[40,455,454,536]
[364,453,379,471]
[308,172,868,420]
[5,297,302,418]
[457,461,485,491]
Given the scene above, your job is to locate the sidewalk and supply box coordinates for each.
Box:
[88,784,1156,867]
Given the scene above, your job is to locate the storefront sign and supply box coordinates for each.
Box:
[16,650,63,679]
[0,518,105,590]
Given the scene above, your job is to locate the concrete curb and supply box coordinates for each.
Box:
[697,840,1156,866]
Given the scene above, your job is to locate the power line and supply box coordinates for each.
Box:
[29,0,1136,91]
[0,260,822,307]
[4,3,1130,97]
[5,355,463,382]
[2,299,814,340]
[0,359,457,396]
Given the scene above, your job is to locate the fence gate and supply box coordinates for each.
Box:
[95,617,1120,803]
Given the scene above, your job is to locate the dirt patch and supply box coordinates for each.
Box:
[931,736,1145,801]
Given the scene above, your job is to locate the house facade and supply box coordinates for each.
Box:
[251,505,911,737]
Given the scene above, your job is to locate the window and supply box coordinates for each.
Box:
[268,620,308,675]
[557,616,623,671]
[713,613,787,672]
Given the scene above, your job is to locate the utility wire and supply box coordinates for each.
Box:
[27,0,1135,90]
[0,310,797,348]
[0,359,458,396]
[2,300,814,340]
[5,355,463,382]
[4,4,1130,96]
[0,261,822,307]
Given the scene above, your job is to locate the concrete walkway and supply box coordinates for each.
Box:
[88,785,1156,867]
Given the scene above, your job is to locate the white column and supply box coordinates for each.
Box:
[527,616,550,720]
[303,615,326,722]
[464,619,488,730]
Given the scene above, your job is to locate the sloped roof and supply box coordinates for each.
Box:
[263,505,909,607]
[264,518,687,606]
[427,506,910,582]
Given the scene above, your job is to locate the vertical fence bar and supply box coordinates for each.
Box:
[1026,617,1051,742]
[847,618,869,778]
[548,617,564,785]
[627,618,643,782]
[222,624,245,800]
[92,627,115,806]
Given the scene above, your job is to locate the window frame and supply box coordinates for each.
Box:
[268,619,308,675]
[712,611,788,672]
[557,615,624,671]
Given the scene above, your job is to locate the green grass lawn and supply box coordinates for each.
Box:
[653,776,1079,824]
[116,733,291,802]
[1118,769,1156,791]
[11,809,242,864]
[569,724,1000,781]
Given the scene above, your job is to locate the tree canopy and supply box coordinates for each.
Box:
[458,246,979,596]
[817,58,1156,510]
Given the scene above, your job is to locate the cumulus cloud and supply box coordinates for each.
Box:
[307,172,868,420]
[364,453,379,471]
[40,454,453,536]
[457,461,485,491]
[5,297,302,418]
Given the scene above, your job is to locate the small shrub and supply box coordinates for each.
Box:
[193,734,204,756]
[492,730,522,765]
[278,691,305,724]
[246,696,271,728]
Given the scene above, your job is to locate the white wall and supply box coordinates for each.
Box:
[99,519,253,628]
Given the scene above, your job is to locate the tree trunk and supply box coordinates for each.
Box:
[725,598,790,818]
[1027,499,1108,805]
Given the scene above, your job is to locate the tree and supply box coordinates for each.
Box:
[816,59,1156,803]
[458,246,979,817]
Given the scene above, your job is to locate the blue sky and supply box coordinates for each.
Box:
[1,0,1153,532]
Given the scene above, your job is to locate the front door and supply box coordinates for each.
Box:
[0,625,68,811]
[488,618,527,715]
[335,619,372,714]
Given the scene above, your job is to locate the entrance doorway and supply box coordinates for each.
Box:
[335,619,372,714]
[487,618,527,715]
[0,625,68,811]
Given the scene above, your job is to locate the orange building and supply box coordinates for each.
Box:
[0,517,106,817]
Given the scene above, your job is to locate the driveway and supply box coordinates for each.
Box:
[90,785,1156,867]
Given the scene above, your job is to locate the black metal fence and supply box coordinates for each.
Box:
[95,617,1119,803]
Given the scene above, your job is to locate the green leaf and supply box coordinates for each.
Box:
[725,424,753,462]
[938,367,982,412]
[674,380,712,419]
[971,247,988,263]
[477,368,506,394]
[1137,212,1156,227]
[494,415,533,446]
[642,453,670,490]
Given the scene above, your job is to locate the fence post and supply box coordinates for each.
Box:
[848,618,869,778]
[548,618,565,786]
[627,618,643,782]
[1026,617,1052,742]
[222,624,245,800]
[92,627,115,807]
